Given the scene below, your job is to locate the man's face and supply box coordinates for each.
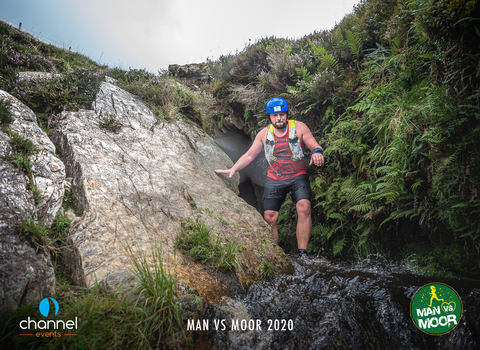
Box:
[269,112,287,130]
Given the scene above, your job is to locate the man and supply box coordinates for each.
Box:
[215,97,324,258]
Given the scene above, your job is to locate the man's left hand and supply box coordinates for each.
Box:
[309,153,324,167]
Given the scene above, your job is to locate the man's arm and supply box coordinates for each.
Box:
[214,129,266,178]
[296,121,325,167]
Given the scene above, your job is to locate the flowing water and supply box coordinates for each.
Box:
[192,256,480,350]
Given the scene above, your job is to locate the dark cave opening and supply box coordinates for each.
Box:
[214,130,265,213]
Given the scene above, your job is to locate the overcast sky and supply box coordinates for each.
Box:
[2,0,361,72]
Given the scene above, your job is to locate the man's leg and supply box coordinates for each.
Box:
[295,199,311,250]
[264,210,280,244]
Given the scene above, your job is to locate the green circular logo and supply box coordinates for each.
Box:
[410,282,463,335]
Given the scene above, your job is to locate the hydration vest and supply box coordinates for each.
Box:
[264,120,304,163]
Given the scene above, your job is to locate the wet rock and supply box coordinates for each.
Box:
[0,90,63,316]
[200,257,480,350]
[51,82,292,300]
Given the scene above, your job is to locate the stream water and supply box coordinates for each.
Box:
[193,256,480,350]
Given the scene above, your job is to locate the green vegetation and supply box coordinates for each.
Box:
[17,214,71,253]
[2,128,37,173]
[404,241,478,278]
[62,187,74,211]
[0,101,45,214]
[175,218,243,271]
[1,21,222,136]
[27,181,42,205]
[0,99,13,125]
[258,236,270,257]
[257,261,274,279]
[17,218,51,247]
[202,0,480,277]
[5,129,37,155]
[0,100,44,209]
[99,112,123,133]
[126,245,185,348]
[107,68,220,132]
[0,22,106,132]
[198,206,231,225]
[1,0,478,284]
[1,1,479,348]
[0,246,186,349]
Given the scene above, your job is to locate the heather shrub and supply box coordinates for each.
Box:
[7,67,103,115]
[0,33,58,75]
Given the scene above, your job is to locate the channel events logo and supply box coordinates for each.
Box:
[19,297,78,338]
[410,282,463,335]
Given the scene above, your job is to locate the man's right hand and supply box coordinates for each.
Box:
[214,129,266,180]
[214,169,236,178]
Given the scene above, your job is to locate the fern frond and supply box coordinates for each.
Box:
[411,179,424,194]
[308,40,339,71]
[328,212,345,221]
[349,204,374,213]
[380,208,415,227]
[345,29,362,61]
[331,27,345,52]
[333,237,346,256]
[348,98,375,112]
[347,186,367,203]
[376,165,394,174]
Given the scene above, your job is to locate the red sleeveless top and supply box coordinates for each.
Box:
[266,129,307,181]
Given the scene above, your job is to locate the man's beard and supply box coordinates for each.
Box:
[273,120,287,130]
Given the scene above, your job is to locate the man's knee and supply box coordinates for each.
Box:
[296,199,311,217]
[264,210,279,226]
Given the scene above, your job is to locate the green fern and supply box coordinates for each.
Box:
[308,40,339,72]
[348,204,374,214]
[243,108,251,121]
[328,212,346,221]
[332,237,346,256]
[411,179,424,194]
[345,29,363,62]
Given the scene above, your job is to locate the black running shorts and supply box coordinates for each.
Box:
[263,174,312,212]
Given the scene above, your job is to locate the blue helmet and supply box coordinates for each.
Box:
[266,97,288,114]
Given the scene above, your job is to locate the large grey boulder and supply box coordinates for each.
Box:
[0,90,64,315]
[51,82,292,298]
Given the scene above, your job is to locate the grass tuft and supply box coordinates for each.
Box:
[127,245,185,348]
[16,214,71,254]
[0,99,13,125]
[175,218,243,271]
[99,113,123,133]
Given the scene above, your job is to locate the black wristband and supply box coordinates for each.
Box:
[311,147,323,155]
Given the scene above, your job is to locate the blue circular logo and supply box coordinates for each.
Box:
[39,297,59,317]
